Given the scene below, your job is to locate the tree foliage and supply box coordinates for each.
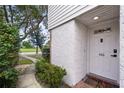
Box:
[2,6,47,38]
[1,5,48,52]
[30,28,46,50]
[0,9,19,87]
[22,41,33,48]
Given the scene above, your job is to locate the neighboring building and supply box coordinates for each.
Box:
[48,5,120,87]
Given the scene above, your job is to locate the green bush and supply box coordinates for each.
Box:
[35,58,66,88]
[42,46,50,61]
[0,19,19,87]
[0,68,18,88]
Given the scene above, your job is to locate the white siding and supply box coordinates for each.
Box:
[120,6,124,87]
[51,20,87,86]
[48,5,97,30]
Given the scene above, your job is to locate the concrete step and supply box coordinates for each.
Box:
[86,73,119,87]
[73,81,93,88]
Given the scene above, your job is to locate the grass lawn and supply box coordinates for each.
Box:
[19,59,33,65]
[20,48,40,52]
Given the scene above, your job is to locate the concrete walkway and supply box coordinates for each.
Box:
[20,54,37,63]
[16,54,42,88]
[20,52,42,55]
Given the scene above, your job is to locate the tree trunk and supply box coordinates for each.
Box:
[9,5,13,24]
[36,45,38,54]
[38,45,42,56]
[3,5,9,23]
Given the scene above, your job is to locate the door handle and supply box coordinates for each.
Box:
[111,54,117,57]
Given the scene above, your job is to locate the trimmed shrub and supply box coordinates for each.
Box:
[35,58,66,88]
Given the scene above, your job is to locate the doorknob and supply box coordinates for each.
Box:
[111,54,117,57]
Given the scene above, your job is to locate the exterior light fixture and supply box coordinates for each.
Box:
[93,16,99,20]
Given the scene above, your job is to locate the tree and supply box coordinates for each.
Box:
[0,8,19,87]
[1,5,48,52]
[30,28,46,53]
[22,41,33,48]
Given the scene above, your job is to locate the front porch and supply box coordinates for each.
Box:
[74,73,119,88]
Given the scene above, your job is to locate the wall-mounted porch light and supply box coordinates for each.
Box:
[93,16,99,20]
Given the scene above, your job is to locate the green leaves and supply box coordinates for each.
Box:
[2,68,18,80]
[0,68,18,87]
[0,20,19,87]
[35,57,66,88]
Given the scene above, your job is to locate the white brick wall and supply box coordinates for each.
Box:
[51,20,76,86]
[51,20,87,86]
[74,20,87,82]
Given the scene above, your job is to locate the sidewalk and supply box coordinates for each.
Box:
[16,54,42,88]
